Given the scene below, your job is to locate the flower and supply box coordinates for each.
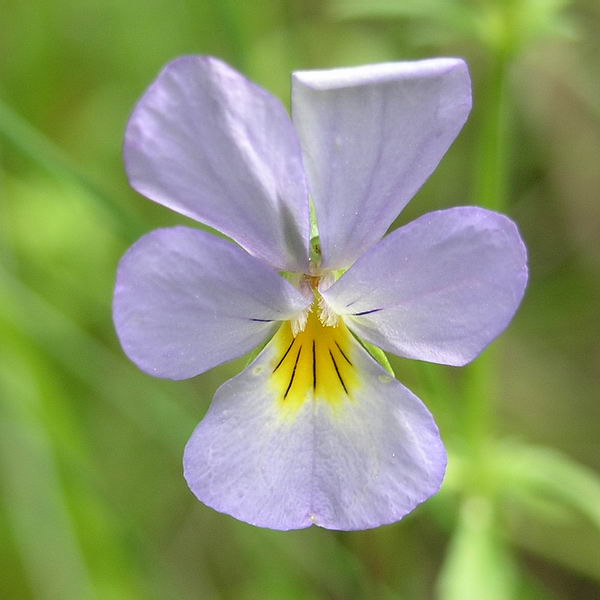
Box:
[113,56,527,531]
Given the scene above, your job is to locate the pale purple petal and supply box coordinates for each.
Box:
[125,56,310,272]
[113,227,310,380]
[292,59,471,270]
[183,323,445,530]
[322,207,528,366]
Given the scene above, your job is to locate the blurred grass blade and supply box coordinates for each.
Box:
[330,0,476,35]
[500,441,600,530]
[331,0,575,51]
[0,263,195,452]
[331,0,467,20]
[331,0,439,18]
[437,496,518,600]
[0,99,145,241]
[0,353,95,600]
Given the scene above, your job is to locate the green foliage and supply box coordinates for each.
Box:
[438,497,518,600]
[332,0,576,55]
[1,0,599,598]
[499,441,600,530]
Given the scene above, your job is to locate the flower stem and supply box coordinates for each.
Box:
[464,20,514,492]
[472,50,511,214]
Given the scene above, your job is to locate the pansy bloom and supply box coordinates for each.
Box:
[114,56,527,530]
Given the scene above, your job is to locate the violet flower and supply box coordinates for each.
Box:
[113,56,527,530]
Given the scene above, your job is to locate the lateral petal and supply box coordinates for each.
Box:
[125,56,310,272]
[292,59,471,270]
[322,207,528,366]
[113,227,310,380]
[184,315,445,530]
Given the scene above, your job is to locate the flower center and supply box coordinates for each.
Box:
[290,273,339,335]
[269,305,358,415]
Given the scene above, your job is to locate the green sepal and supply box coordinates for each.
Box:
[309,195,319,240]
[331,267,348,281]
[309,235,321,269]
[359,338,395,376]
[243,338,270,368]
[280,271,301,285]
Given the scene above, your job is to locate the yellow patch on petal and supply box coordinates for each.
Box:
[270,307,359,416]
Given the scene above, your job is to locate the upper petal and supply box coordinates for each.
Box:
[292,59,471,270]
[113,227,311,380]
[322,207,528,366]
[184,314,445,530]
[125,56,310,272]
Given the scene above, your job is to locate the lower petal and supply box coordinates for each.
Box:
[183,315,446,530]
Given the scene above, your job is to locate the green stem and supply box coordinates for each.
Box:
[462,349,496,493]
[472,51,511,214]
[464,32,513,493]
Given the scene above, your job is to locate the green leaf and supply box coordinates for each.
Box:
[437,496,519,600]
[499,441,600,530]
[496,441,600,583]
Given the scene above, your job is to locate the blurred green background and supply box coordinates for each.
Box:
[1,0,599,598]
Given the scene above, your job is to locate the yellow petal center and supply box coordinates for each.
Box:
[269,304,359,416]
